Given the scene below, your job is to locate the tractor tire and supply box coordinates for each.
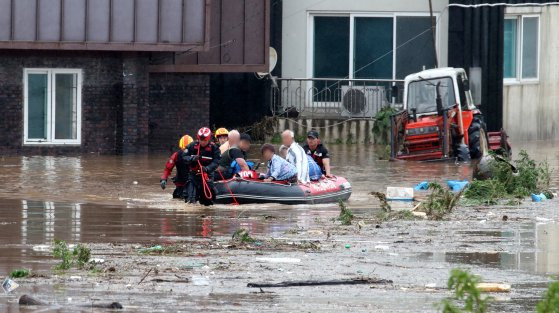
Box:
[468,121,483,159]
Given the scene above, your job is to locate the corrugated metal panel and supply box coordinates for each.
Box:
[0,0,209,51]
[151,0,270,73]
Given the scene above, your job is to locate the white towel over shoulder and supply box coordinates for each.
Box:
[286,142,309,183]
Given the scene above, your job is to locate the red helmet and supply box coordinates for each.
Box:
[197,127,212,140]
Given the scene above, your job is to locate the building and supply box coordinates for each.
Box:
[0,0,270,154]
[275,0,558,142]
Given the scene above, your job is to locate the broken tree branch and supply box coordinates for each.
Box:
[247,277,392,288]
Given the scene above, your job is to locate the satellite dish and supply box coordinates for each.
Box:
[256,47,278,77]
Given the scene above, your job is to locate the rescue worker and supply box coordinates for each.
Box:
[182,127,221,205]
[303,130,331,177]
[216,131,250,180]
[215,127,230,154]
[281,130,309,183]
[160,135,193,199]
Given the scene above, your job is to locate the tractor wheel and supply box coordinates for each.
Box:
[468,118,486,159]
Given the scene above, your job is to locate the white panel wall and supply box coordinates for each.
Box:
[281,0,449,79]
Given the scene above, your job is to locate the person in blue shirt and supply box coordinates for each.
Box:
[261,144,297,183]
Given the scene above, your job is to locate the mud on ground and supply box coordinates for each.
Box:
[3,199,559,313]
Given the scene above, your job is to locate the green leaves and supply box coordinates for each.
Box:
[536,281,559,313]
[440,269,492,313]
[52,239,91,270]
[372,106,397,145]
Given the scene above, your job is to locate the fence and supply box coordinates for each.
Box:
[270,78,404,119]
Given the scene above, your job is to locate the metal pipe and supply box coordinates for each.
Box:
[428,0,439,68]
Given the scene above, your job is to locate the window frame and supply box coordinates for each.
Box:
[307,11,440,80]
[503,14,540,85]
[23,68,82,146]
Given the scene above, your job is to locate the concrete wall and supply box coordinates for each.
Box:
[273,118,374,144]
[281,0,449,79]
[503,6,559,141]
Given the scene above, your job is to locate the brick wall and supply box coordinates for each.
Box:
[0,50,122,155]
[148,73,210,153]
[0,51,211,155]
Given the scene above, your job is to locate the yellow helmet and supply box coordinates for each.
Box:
[178,135,193,150]
[215,127,229,139]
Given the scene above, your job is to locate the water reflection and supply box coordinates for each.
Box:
[415,222,559,275]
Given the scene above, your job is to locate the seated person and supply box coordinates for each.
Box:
[261,144,297,183]
[216,131,251,179]
[282,144,320,181]
[303,130,331,176]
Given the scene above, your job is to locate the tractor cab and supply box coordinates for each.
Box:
[390,68,510,161]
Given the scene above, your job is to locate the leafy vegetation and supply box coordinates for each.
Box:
[537,281,559,313]
[419,182,462,220]
[338,200,354,225]
[52,239,91,270]
[372,106,397,145]
[370,191,392,212]
[464,179,508,205]
[439,269,492,313]
[9,268,30,278]
[465,151,552,204]
[232,228,256,243]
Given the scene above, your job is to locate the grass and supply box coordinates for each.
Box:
[9,269,30,278]
[537,281,559,313]
[338,200,354,225]
[52,239,91,270]
[439,269,492,313]
[232,228,256,243]
[419,182,462,220]
[369,191,392,212]
[464,179,508,205]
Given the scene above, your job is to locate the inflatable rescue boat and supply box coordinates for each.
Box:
[214,172,352,205]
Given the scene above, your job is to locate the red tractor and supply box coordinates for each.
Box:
[390,68,511,161]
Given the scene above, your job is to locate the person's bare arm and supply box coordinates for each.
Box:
[323,158,331,176]
[236,158,250,171]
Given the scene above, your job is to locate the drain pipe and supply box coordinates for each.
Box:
[429,0,439,68]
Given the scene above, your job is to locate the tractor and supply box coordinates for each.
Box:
[389,67,511,161]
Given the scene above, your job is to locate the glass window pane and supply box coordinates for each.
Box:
[27,73,48,139]
[54,73,78,140]
[503,18,517,78]
[354,17,393,79]
[313,16,350,78]
[313,16,350,102]
[522,17,538,79]
[395,16,437,79]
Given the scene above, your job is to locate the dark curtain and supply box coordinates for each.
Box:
[448,0,505,131]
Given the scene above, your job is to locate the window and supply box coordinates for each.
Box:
[311,14,438,80]
[504,15,539,82]
[24,69,82,145]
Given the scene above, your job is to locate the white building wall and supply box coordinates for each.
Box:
[281,0,449,79]
[503,6,559,141]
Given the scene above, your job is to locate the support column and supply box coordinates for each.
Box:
[121,53,149,154]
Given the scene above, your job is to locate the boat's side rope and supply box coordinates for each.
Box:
[217,170,239,205]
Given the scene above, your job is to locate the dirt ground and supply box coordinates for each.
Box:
[3,198,559,312]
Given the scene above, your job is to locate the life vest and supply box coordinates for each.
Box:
[228,160,255,176]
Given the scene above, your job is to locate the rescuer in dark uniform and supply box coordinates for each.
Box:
[182,127,221,205]
[160,135,193,199]
[303,130,331,177]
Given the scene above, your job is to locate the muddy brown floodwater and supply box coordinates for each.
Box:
[0,141,558,312]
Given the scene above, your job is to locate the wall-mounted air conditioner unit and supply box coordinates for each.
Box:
[340,85,387,118]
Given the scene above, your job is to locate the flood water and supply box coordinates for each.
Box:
[1,141,559,310]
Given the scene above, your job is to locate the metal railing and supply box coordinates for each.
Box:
[271,78,405,119]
